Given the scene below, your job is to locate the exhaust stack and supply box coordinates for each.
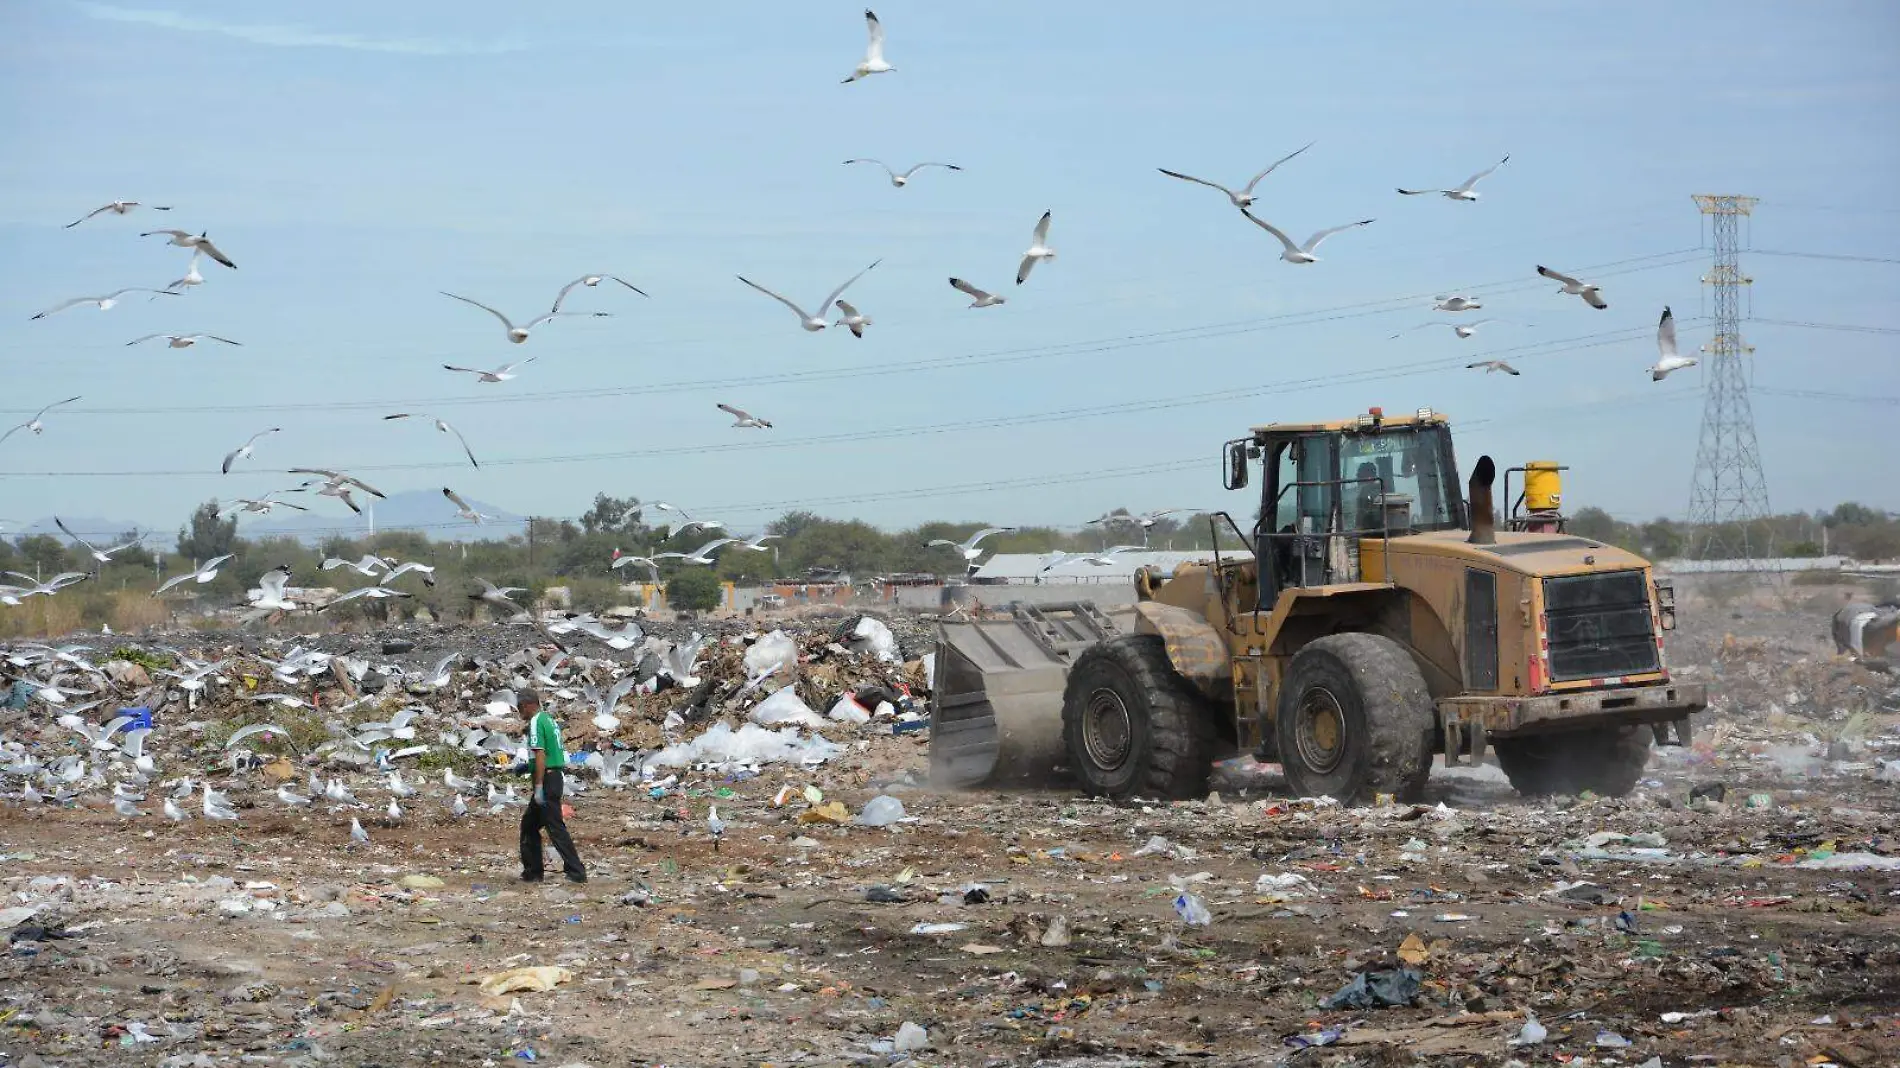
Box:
[1468,455,1497,545]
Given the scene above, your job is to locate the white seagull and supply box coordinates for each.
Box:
[1017,211,1055,285]
[1434,296,1483,312]
[66,200,171,228]
[203,784,239,820]
[717,403,773,429]
[245,565,296,614]
[221,428,281,474]
[443,358,534,383]
[949,277,1006,308]
[1537,265,1608,310]
[1397,155,1509,201]
[321,585,412,611]
[442,487,492,524]
[1391,319,1502,341]
[31,289,176,319]
[140,230,236,268]
[162,250,204,293]
[737,260,880,332]
[155,554,234,594]
[1467,360,1522,376]
[737,533,780,552]
[832,300,872,338]
[440,291,608,343]
[1648,306,1698,381]
[927,526,1016,562]
[551,274,648,313]
[842,9,894,82]
[652,502,724,536]
[388,771,418,797]
[54,518,145,564]
[350,817,370,846]
[655,537,739,566]
[225,491,307,516]
[126,333,241,349]
[277,785,312,807]
[384,413,479,468]
[1240,210,1374,264]
[1156,142,1315,209]
[287,468,387,515]
[843,159,960,187]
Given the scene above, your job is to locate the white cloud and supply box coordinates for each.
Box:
[73,3,524,56]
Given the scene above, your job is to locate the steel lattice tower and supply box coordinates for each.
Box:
[1685,194,1771,563]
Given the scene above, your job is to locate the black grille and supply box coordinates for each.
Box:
[1544,571,1659,682]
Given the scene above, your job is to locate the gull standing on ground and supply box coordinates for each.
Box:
[655,537,739,566]
[551,274,648,313]
[31,289,176,318]
[832,300,872,337]
[277,785,312,807]
[442,487,493,524]
[203,784,238,820]
[162,250,203,294]
[389,771,419,797]
[164,796,186,821]
[440,292,608,343]
[126,333,241,349]
[221,428,281,474]
[737,260,880,332]
[843,159,960,187]
[287,468,387,515]
[926,526,1016,562]
[842,9,894,82]
[384,413,479,467]
[949,277,1006,308]
[350,817,370,846]
[155,554,234,594]
[54,518,145,565]
[443,358,534,383]
[1537,265,1608,309]
[1648,306,1698,381]
[140,230,236,268]
[717,403,773,429]
[1017,211,1055,285]
[66,200,171,228]
[1156,142,1315,209]
[1397,155,1509,201]
[1467,360,1522,376]
[1240,210,1374,264]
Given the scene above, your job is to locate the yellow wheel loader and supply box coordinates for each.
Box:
[931,408,1706,803]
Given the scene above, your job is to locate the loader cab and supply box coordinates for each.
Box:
[1234,408,1465,609]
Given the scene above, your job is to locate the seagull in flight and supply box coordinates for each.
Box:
[1397,155,1509,201]
[843,159,960,187]
[287,468,387,514]
[1017,211,1055,285]
[225,491,308,516]
[1392,319,1504,340]
[443,358,534,383]
[221,428,281,474]
[949,277,1006,308]
[738,260,880,332]
[927,526,1016,562]
[1240,210,1374,264]
[443,486,493,524]
[155,554,234,594]
[1,396,83,446]
[654,502,723,536]
[471,578,526,613]
[551,274,649,313]
[1156,142,1314,209]
[655,537,739,566]
[1467,360,1522,376]
[1648,306,1697,381]
[244,565,296,616]
[737,533,780,552]
[32,289,176,319]
[3,571,90,598]
[718,403,773,429]
[610,553,661,578]
[1537,265,1608,309]
[842,9,894,82]
[126,333,241,349]
[162,250,204,294]
[1434,296,1483,312]
[832,300,872,338]
[321,585,412,611]
[440,291,608,343]
[140,230,236,268]
[1095,509,1192,545]
[385,413,479,467]
[66,200,171,228]
[54,518,145,565]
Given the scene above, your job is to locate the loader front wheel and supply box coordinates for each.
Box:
[1494,726,1652,797]
[1275,633,1434,804]
[1062,634,1221,800]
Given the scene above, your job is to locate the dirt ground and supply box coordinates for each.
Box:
[3,577,1898,1067]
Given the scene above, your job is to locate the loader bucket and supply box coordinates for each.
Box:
[929,601,1119,789]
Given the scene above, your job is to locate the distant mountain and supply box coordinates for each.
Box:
[242,488,524,543]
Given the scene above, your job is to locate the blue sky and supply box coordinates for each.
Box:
[1,1,1895,538]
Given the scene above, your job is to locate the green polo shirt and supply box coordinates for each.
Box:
[529,711,567,769]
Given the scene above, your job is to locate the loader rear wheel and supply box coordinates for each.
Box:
[1062,634,1222,800]
[1494,726,1652,797]
[1274,633,1434,804]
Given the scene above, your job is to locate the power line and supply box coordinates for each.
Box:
[1751,317,1900,336]
[1749,249,1900,265]
[1754,386,1900,405]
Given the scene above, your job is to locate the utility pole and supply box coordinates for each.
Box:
[527,517,536,567]
[1685,194,1772,568]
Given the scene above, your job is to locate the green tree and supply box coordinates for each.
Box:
[667,568,723,612]
[14,535,73,577]
[112,530,158,570]
[177,500,237,562]
[580,493,646,535]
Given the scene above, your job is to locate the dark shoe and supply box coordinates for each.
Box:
[565,873,588,884]
[521,874,544,883]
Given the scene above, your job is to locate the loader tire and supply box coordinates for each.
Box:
[1062,634,1222,801]
[1494,726,1652,798]
[1275,633,1434,805]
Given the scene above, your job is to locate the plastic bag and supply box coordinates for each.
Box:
[1173,892,1211,926]
[743,631,799,683]
[750,687,826,728]
[892,1022,929,1052]
[644,722,841,769]
[828,694,871,724]
[477,965,573,995]
[852,616,901,663]
[857,794,907,826]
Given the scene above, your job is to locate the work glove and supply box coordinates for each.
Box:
[533,786,546,807]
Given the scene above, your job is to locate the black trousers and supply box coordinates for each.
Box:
[519,768,585,880]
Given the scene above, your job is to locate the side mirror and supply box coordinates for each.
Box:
[1224,439,1251,491]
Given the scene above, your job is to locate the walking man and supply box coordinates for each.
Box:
[518,688,586,883]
